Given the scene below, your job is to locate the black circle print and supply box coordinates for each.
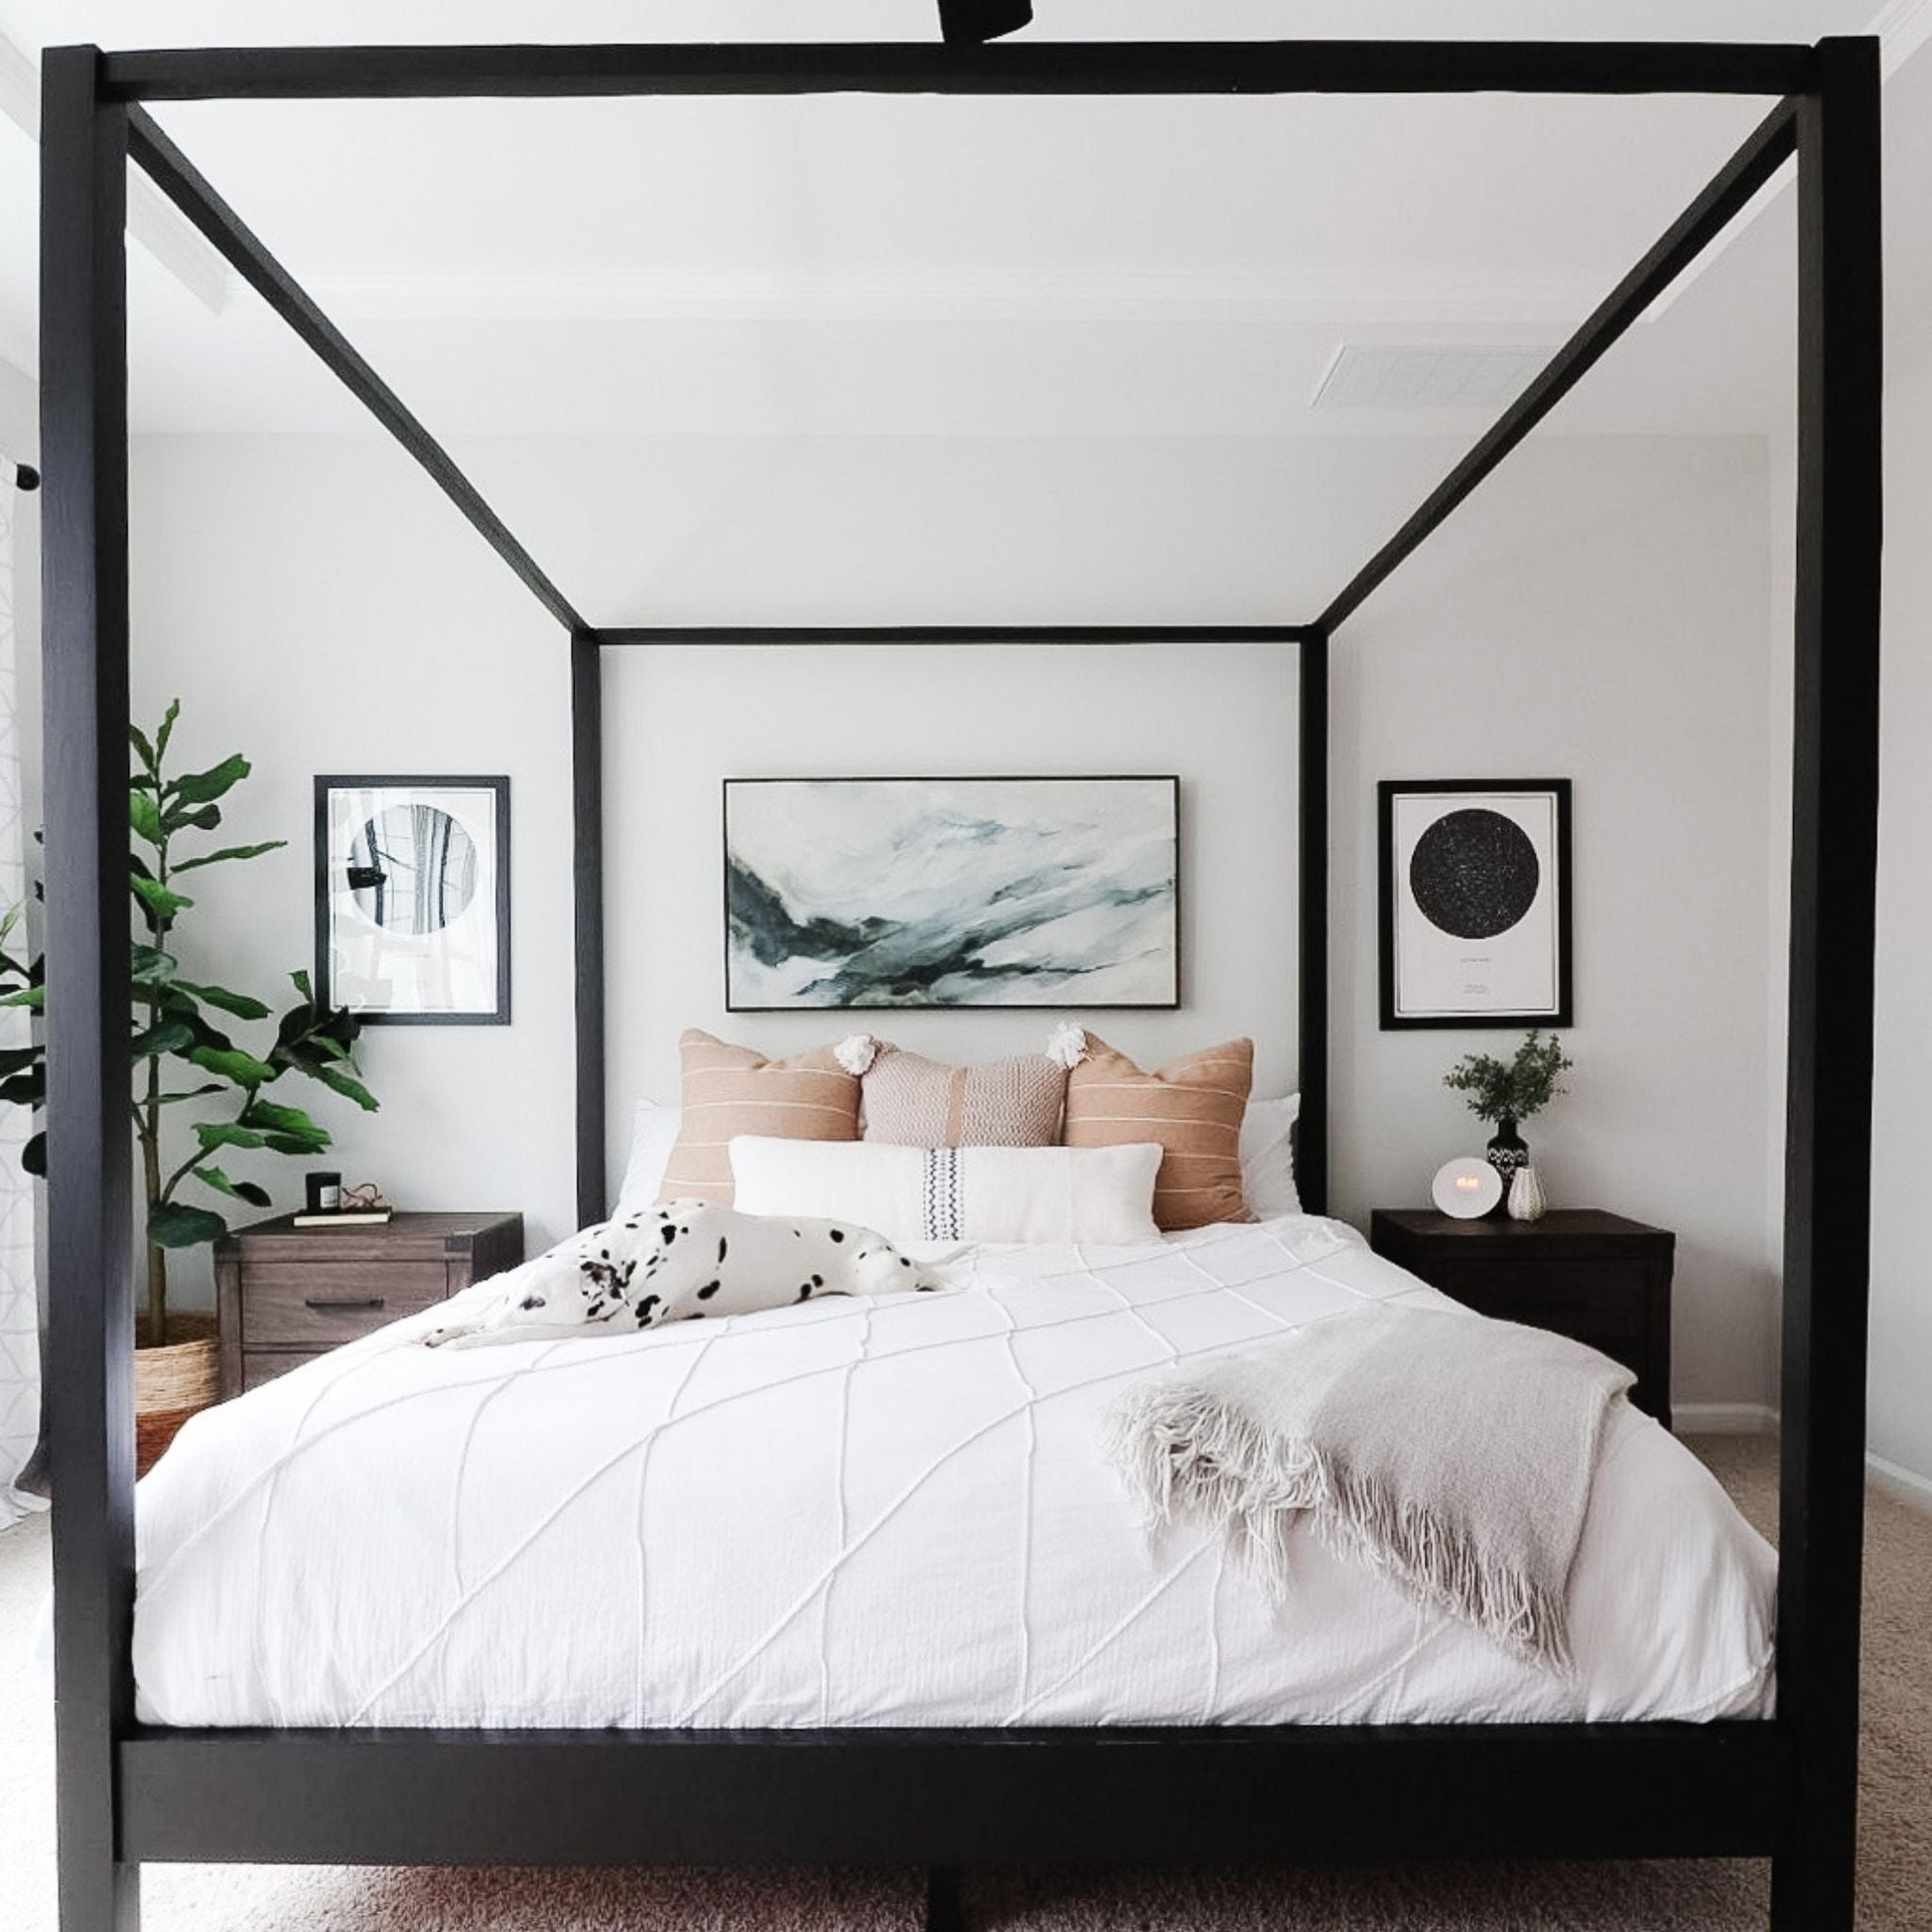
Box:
[1409,807,1541,941]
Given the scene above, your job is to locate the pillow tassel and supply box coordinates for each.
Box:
[834,1033,883,1076]
[1046,1022,1088,1069]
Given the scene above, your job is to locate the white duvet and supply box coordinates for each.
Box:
[132,1213,1776,1728]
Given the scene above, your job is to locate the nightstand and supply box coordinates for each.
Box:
[1367,1208,1675,1431]
[215,1210,524,1399]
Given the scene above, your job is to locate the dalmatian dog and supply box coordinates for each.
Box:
[425,1199,939,1348]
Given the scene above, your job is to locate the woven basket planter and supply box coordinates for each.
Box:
[134,1311,219,1476]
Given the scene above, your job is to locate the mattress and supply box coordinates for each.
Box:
[131,1213,1776,1728]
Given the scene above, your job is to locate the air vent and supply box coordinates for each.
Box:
[1311,343,1551,411]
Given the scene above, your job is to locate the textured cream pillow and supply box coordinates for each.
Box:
[729,1136,1164,1246]
[657,1031,860,1207]
[837,1033,1071,1148]
[1061,1033,1256,1230]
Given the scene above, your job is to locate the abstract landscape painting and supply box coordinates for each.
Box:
[725,776,1179,1010]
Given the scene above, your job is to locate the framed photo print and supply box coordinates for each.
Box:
[724,774,1179,1011]
[1378,778,1571,1030]
[315,775,510,1025]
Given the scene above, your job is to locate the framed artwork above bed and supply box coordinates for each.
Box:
[315,774,511,1025]
[1378,778,1572,1031]
[724,774,1180,1011]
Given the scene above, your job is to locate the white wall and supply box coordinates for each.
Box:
[124,428,1783,1422]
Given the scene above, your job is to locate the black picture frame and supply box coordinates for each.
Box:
[723,773,1181,1012]
[314,773,511,1026]
[1378,778,1573,1031]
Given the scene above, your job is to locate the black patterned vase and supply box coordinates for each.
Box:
[1485,1118,1529,1209]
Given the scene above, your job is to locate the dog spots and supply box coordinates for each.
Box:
[634,1293,661,1327]
[717,1236,729,1265]
[916,1283,936,1293]
[899,1257,912,1269]
[696,1280,721,1301]
[661,1225,678,1248]
[518,1296,547,1311]
[829,1228,845,1243]
[797,1281,816,1301]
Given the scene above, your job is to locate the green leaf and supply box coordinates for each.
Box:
[166,754,249,808]
[192,1166,272,1208]
[303,1060,378,1113]
[154,1084,223,1107]
[162,802,222,836]
[155,699,180,762]
[130,875,193,921]
[0,903,21,946]
[194,1120,267,1155]
[148,1200,227,1249]
[0,1045,39,1077]
[129,1020,195,1058]
[128,789,163,848]
[20,1131,44,1177]
[240,1096,330,1153]
[172,981,271,1022]
[290,968,313,1000]
[187,1042,277,1087]
[172,840,284,875]
[130,944,178,985]
[128,723,156,772]
[0,985,43,1010]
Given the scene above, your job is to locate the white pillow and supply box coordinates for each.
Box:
[615,1101,681,1212]
[1241,1093,1302,1218]
[728,1136,1164,1247]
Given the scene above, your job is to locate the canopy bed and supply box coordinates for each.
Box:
[38,25,1880,1932]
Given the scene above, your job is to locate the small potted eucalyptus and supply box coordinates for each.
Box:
[0,702,378,1468]
[1443,1030,1573,1217]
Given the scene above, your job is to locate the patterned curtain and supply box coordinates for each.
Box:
[0,473,42,1529]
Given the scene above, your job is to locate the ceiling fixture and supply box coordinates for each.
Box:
[1311,342,1553,412]
[937,1,1034,45]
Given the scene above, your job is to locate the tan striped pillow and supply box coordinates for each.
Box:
[658,1030,860,1207]
[1062,1035,1255,1230]
[849,1038,1068,1149]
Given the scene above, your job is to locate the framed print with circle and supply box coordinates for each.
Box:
[315,775,510,1025]
[1377,778,1571,1031]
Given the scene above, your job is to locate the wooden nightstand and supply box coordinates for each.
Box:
[215,1210,524,1399]
[1367,1208,1675,1431]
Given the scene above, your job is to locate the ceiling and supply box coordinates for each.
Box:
[0,0,1914,440]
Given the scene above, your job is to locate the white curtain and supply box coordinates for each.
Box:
[0,472,42,1529]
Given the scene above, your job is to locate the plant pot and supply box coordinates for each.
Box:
[133,1311,219,1476]
[1484,1117,1530,1213]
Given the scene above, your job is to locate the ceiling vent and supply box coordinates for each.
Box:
[1311,342,1551,411]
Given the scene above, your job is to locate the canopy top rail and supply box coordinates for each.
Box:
[107,36,1824,647]
[100,40,1817,102]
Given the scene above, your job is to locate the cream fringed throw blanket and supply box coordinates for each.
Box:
[1108,1304,1635,1673]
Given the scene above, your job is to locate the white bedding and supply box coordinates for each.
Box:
[132,1213,1775,1728]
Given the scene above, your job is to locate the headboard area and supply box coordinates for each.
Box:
[583,632,1324,1220]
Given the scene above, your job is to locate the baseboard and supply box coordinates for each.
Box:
[1865,1450,1932,1513]
[1674,1402,1778,1435]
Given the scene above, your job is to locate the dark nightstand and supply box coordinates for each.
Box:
[215,1210,524,1399]
[1367,1208,1675,1431]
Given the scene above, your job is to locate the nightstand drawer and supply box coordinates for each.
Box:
[241,1262,451,1347]
[241,1349,330,1391]
[1426,1260,1649,1341]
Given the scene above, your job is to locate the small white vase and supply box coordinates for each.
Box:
[1507,1164,1548,1223]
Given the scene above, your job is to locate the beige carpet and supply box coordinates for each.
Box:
[1,1437,1926,1930]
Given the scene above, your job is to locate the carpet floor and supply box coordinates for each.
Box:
[1,1437,1926,1929]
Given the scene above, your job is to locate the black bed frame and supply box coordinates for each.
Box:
[39,33,1880,1932]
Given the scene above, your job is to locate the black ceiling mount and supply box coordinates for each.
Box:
[937,0,1034,45]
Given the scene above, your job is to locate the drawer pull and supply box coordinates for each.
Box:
[303,1295,386,1311]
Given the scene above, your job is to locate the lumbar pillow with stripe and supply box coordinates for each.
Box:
[728,1136,1163,1247]
[834,1030,1076,1148]
[1060,1032,1256,1230]
[656,1029,861,1208]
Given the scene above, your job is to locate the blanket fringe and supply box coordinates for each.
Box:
[1106,1382,1573,1674]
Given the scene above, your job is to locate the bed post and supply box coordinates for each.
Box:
[572,628,607,1227]
[1298,626,1329,1215]
[1772,35,1882,1932]
[41,44,140,1932]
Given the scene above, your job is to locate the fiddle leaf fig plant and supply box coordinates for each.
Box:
[0,701,378,1344]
